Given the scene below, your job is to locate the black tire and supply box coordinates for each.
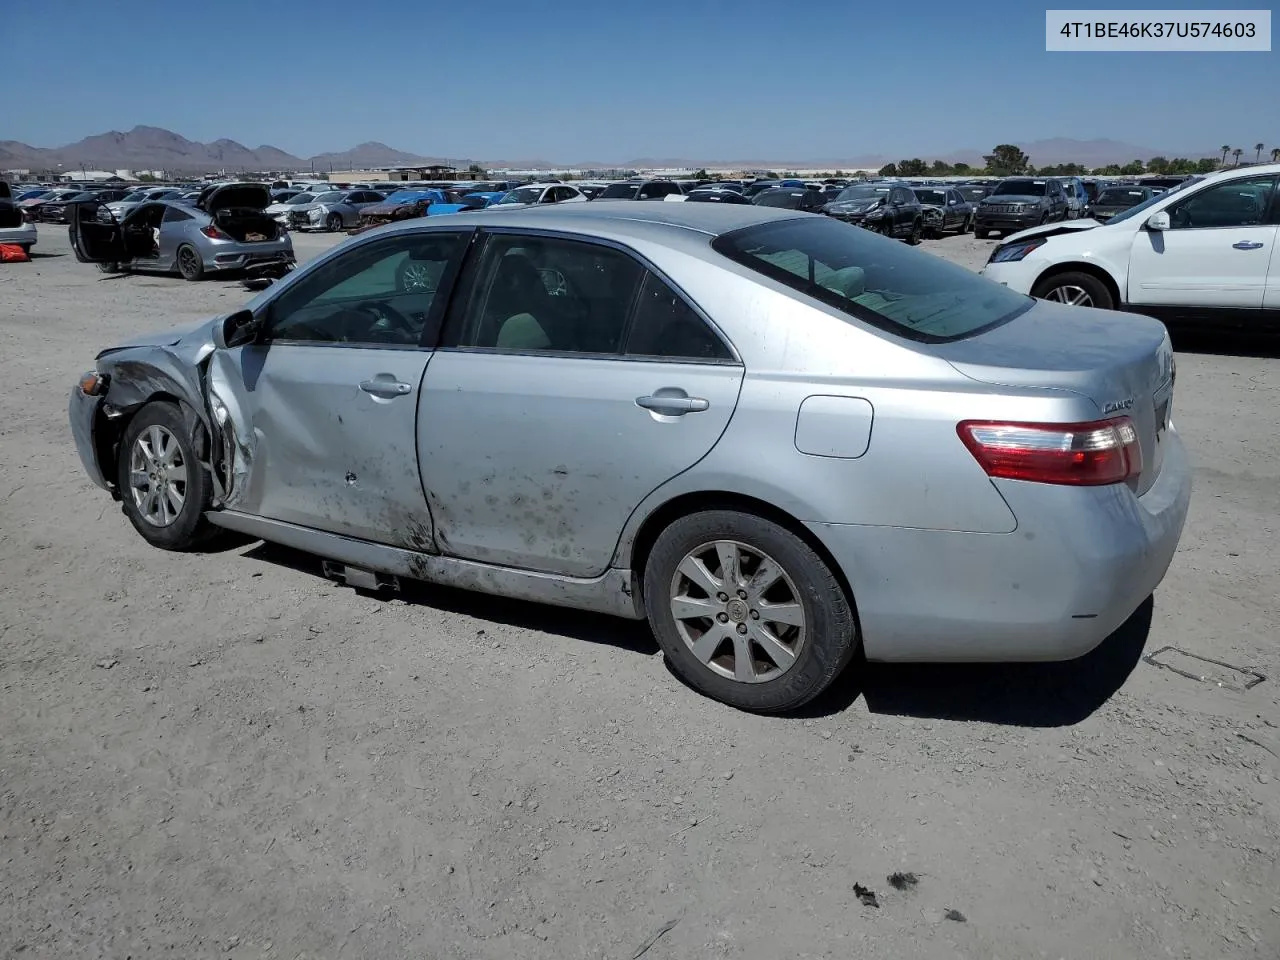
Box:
[116,401,219,551]
[1030,270,1115,310]
[879,219,895,238]
[176,244,204,281]
[643,510,859,713]
[974,226,987,239]
[326,213,343,232]
[97,261,123,273]
[907,219,923,245]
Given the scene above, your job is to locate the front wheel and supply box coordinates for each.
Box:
[326,213,343,232]
[1031,270,1114,310]
[907,219,922,245]
[643,510,858,713]
[116,402,220,550]
[97,261,124,273]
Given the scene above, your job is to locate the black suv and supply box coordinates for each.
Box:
[974,177,1068,237]
[822,181,924,243]
[596,179,683,201]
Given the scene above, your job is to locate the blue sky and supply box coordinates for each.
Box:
[11,0,1277,161]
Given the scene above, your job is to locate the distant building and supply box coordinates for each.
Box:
[327,165,459,182]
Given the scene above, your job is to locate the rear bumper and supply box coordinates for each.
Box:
[69,387,110,491]
[808,429,1192,662]
[0,222,37,246]
[202,242,296,273]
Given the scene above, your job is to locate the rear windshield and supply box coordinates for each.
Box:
[913,189,948,205]
[1097,188,1148,204]
[958,186,989,201]
[712,217,1030,343]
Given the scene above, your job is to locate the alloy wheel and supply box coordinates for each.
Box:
[177,247,200,278]
[128,424,188,527]
[1043,284,1093,307]
[668,539,806,683]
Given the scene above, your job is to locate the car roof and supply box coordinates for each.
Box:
[381,199,806,255]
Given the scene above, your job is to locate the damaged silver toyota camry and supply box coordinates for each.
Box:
[69,202,1191,712]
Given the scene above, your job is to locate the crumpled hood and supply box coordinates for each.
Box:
[1000,218,1102,244]
[96,317,216,359]
[824,199,881,215]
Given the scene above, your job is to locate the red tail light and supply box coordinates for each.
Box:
[201,225,228,240]
[957,417,1142,486]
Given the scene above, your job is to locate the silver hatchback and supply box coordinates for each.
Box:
[68,202,1190,712]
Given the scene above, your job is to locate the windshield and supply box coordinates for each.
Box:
[836,184,891,202]
[913,189,948,205]
[992,179,1047,196]
[1097,188,1148,205]
[312,192,344,203]
[283,193,315,205]
[754,190,805,208]
[120,190,149,202]
[499,186,545,205]
[67,192,96,201]
[1106,176,1202,225]
[712,217,1029,343]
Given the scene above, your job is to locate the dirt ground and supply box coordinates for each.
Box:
[1,224,1277,960]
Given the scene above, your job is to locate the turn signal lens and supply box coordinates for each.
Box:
[79,371,110,396]
[957,417,1142,486]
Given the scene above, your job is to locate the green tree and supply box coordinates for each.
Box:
[1271,148,1280,162]
[952,161,970,174]
[1254,143,1264,163]
[1195,157,1219,174]
[1232,147,1243,165]
[137,172,157,182]
[1120,159,1145,175]
[878,162,899,177]
[1146,156,1169,174]
[692,168,709,179]
[833,169,845,177]
[466,163,487,179]
[897,158,928,176]
[983,144,1030,176]
[930,159,950,174]
[1220,145,1230,166]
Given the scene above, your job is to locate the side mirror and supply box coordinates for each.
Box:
[214,309,260,349]
[1146,212,1170,231]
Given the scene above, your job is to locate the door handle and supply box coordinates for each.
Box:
[636,392,710,416]
[1232,241,1264,250]
[359,377,412,398]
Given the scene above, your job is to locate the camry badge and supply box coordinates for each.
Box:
[1102,396,1135,414]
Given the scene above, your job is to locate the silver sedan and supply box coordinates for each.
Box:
[67,202,1190,712]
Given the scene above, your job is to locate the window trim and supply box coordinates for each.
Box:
[1165,174,1279,231]
[255,227,475,351]
[436,226,742,365]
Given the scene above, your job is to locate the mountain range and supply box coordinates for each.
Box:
[0,126,1222,173]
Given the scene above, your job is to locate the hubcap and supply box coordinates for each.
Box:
[1043,284,1093,307]
[128,424,188,527]
[669,539,806,684]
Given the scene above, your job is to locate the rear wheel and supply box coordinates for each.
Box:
[116,402,219,551]
[326,213,343,232]
[1031,270,1114,309]
[176,244,204,281]
[907,219,923,245]
[97,261,123,273]
[643,510,858,713]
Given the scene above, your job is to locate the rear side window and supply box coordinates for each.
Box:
[625,272,733,361]
[162,205,192,222]
[712,217,1031,343]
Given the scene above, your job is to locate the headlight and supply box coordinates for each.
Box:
[989,239,1046,263]
[862,205,884,217]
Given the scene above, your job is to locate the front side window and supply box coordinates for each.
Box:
[1168,176,1276,229]
[599,182,640,200]
[265,233,467,347]
[712,217,1030,343]
[457,234,644,354]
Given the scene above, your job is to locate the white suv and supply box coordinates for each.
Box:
[981,164,1280,327]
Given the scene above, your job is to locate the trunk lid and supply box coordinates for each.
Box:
[197,183,271,213]
[934,300,1175,495]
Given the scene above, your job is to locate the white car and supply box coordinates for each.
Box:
[487,183,589,210]
[982,163,1280,326]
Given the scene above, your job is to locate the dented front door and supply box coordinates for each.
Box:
[204,230,471,550]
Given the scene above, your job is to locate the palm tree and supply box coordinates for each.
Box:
[1220,145,1230,165]
[1272,148,1280,162]
[1232,148,1243,166]
[1255,143,1264,163]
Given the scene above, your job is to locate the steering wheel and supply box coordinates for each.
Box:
[353,300,417,342]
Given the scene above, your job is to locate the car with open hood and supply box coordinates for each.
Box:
[68,182,295,282]
[0,181,38,252]
[981,166,1280,328]
[974,177,1069,238]
[66,202,1190,713]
